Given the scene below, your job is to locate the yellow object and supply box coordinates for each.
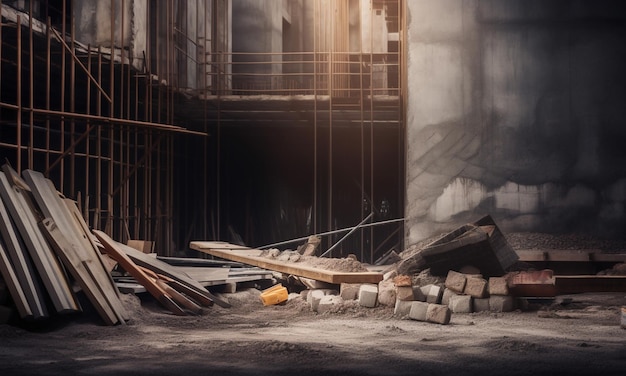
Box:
[260,284,288,306]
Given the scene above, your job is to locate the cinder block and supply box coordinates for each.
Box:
[473,297,490,312]
[317,295,344,313]
[340,283,361,300]
[408,301,429,321]
[489,277,509,296]
[426,303,451,325]
[394,299,413,317]
[464,277,488,298]
[378,280,397,306]
[441,288,457,306]
[358,284,379,308]
[444,270,467,293]
[490,295,515,312]
[396,286,414,301]
[449,294,473,313]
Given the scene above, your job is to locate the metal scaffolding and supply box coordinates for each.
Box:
[0,0,405,262]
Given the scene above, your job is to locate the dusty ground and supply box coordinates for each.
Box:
[1,233,625,376]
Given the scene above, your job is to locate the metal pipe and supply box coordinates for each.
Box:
[320,212,373,258]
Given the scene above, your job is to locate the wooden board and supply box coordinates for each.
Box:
[23,170,128,324]
[0,171,79,314]
[516,249,626,263]
[189,241,384,284]
[0,193,48,319]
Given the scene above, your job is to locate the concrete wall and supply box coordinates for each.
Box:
[405,0,626,244]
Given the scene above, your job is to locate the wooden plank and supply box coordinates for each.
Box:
[93,230,187,316]
[41,219,120,325]
[114,240,232,308]
[0,171,79,313]
[0,193,48,319]
[189,241,384,284]
[23,170,128,324]
[516,249,626,263]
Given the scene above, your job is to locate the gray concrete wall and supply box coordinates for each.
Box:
[405,0,626,244]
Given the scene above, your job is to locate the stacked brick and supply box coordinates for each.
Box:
[441,270,515,314]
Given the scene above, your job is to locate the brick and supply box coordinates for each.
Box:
[490,295,515,312]
[449,294,473,313]
[408,301,429,321]
[444,270,467,293]
[473,297,490,312]
[394,299,413,317]
[396,286,414,301]
[441,288,457,306]
[464,277,488,298]
[488,277,509,296]
[426,303,451,325]
[358,284,378,308]
[378,280,397,306]
[340,283,361,300]
[317,295,344,313]
[394,275,412,287]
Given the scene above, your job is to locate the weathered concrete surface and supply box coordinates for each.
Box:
[406,0,626,244]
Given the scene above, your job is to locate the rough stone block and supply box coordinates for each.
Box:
[394,299,413,317]
[394,275,412,287]
[424,284,443,304]
[378,280,397,306]
[340,283,361,301]
[396,286,414,301]
[489,277,509,296]
[408,301,429,321]
[309,289,326,311]
[464,277,488,298]
[317,295,344,313]
[449,294,473,313]
[473,297,490,312]
[441,288,457,306]
[426,303,451,325]
[413,286,426,302]
[490,295,515,312]
[358,284,379,308]
[444,270,467,293]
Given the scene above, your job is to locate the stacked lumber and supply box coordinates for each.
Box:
[0,165,127,324]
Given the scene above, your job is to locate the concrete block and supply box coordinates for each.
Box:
[474,297,490,312]
[340,283,361,300]
[488,277,509,296]
[426,303,451,325]
[408,301,429,321]
[309,289,326,311]
[441,288,457,306]
[490,295,515,312]
[394,299,413,317]
[423,284,443,304]
[358,284,379,308]
[413,286,426,302]
[464,277,488,298]
[378,280,397,306]
[396,286,414,301]
[449,294,473,313]
[444,270,467,293]
[317,295,344,314]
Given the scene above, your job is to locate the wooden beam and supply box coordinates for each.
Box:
[189,241,384,284]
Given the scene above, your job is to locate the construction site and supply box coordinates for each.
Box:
[0,1,625,375]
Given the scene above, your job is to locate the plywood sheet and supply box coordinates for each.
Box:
[189,241,383,284]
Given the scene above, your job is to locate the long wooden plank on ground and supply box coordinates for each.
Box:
[0,171,79,313]
[555,275,626,294]
[93,230,187,316]
[23,170,128,324]
[0,193,48,319]
[189,241,384,284]
[516,249,626,263]
[114,241,232,308]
